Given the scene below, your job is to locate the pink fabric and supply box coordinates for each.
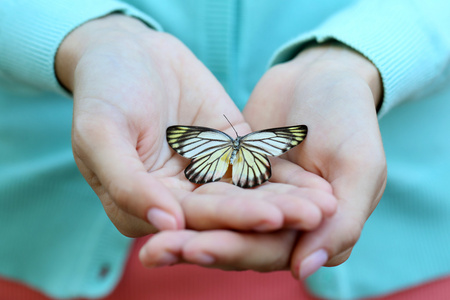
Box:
[1,237,449,300]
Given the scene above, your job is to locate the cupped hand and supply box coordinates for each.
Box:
[245,44,387,277]
[55,15,336,238]
[140,44,386,279]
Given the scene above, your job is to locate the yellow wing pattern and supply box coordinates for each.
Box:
[166,126,234,184]
[166,124,307,188]
[232,146,271,188]
[231,125,307,188]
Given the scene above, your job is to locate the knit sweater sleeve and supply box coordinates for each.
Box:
[270,0,450,118]
[0,0,162,96]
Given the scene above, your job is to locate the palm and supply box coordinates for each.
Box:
[244,49,386,270]
[70,28,336,238]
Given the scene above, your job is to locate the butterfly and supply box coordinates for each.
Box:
[166,117,307,188]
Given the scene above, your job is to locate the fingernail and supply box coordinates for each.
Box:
[154,252,179,267]
[191,253,215,265]
[253,221,277,232]
[139,246,179,268]
[147,208,177,230]
[299,249,328,280]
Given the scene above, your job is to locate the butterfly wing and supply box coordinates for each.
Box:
[232,146,272,188]
[166,126,234,184]
[232,125,307,188]
[240,125,308,157]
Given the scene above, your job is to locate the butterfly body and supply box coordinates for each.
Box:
[229,136,243,165]
[166,124,307,188]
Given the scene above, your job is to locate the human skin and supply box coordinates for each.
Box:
[55,15,336,240]
[245,44,386,276]
[138,44,386,278]
[56,13,385,279]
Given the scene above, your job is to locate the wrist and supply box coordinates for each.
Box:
[55,14,151,92]
[290,43,383,108]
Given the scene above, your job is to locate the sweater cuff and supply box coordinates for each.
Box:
[269,1,446,118]
[0,0,163,97]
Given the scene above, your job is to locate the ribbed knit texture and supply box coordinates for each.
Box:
[202,1,238,93]
[0,91,132,299]
[0,0,162,96]
[268,1,450,298]
[1,1,450,299]
[0,1,162,298]
[307,83,450,299]
[270,0,450,119]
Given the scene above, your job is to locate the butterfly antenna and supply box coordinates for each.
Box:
[223,114,239,137]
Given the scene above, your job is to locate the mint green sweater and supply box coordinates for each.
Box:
[1,1,450,299]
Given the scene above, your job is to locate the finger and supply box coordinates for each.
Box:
[290,206,361,280]
[73,109,185,233]
[290,172,386,280]
[139,231,197,268]
[183,181,326,231]
[182,230,297,272]
[255,183,326,230]
[77,158,164,237]
[140,230,297,272]
[270,158,337,217]
[182,183,284,232]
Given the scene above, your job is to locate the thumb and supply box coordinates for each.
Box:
[73,106,185,236]
[291,205,362,280]
[291,174,386,279]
